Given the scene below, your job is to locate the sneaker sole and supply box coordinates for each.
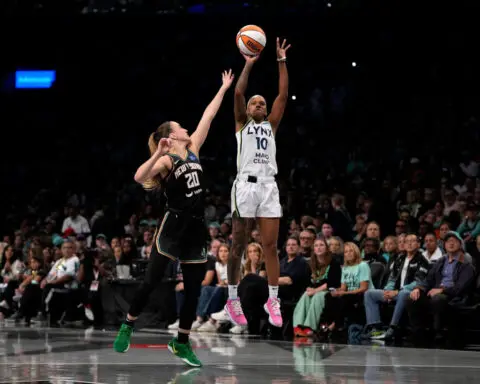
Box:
[263,303,283,328]
[167,345,202,367]
[224,304,247,327]
[114,344,130,353]
[370,334,386,340]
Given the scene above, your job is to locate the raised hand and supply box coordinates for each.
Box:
[276,37,291,59]
[157,137,172,155]
[221,69,235,89]
[242,53,260,65]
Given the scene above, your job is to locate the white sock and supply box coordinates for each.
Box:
[268,285,279,299]
[228,285,238,300]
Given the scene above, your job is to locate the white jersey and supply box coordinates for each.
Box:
[235,118,278,178]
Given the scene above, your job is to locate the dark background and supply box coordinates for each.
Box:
[1,0,479,232]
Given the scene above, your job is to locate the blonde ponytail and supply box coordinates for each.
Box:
[148,132,158,156]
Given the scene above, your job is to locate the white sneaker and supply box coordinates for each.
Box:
[197,321,218,333]
[168,319,179,330]
[229,325,248,334]
[211,309,230,322]
[191,320,203,330]
[84,306,94,321]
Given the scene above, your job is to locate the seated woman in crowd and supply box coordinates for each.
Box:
[194,243,230,332]
[14,250,46,325]
[0,245,25,319]
[327,236,344,265]
[293,237,341,337]
[321,242,373,337]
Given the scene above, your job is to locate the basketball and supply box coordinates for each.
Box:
[236,25,266,56]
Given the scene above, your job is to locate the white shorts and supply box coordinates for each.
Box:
[231,176,282,218]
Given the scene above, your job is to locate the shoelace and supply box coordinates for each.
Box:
[231,300,244,316]
[269,299,281,315]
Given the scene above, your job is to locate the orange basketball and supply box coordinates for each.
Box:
[236,25,266,56]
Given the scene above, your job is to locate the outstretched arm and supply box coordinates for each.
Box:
[268,38,291,132]
[234,54,260,129]
[190,70,234,154]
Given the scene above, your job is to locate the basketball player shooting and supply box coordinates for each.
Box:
[225,38,290,328]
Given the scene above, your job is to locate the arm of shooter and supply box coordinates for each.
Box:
[190,70,234,154]
[234,55,259,129]
[268,38,290,132]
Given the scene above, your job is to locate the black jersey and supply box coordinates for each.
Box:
[162,149,205,216]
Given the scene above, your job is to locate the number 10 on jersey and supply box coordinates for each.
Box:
[256,137,268,150]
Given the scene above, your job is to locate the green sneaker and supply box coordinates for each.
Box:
[113,323,133,353]
[369,329,385,339]
[167,338,202,367]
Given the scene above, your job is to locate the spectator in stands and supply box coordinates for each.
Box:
[353,214,367,243]
[208,222,221,243]
[75,234,88,255]
[40,239,80,324]
[406,231,476,341]
[394,219,408,236]
[251,229,262,244]
[95,234,111,252]
[362,237,386,265]
[457,203,480,244]
[327,236,344,265]
[120,238,137,265]
[194,244,229,332]
[382,236,398,264]
[14,250,46,325]
[365,222,381,241]
[363,233,429,341]
[293,237,341,337]
[124,214,138,237]
[62,206,91,242]
[423,232,443,263]
[321,222,334,241]
[322,242,373,335]
[207,239,221,258]
[299,229,315,259]
[300,216,315,230]
[438,221,451,250]
[397,233,406,253]
[241,242,266,278]
[0,245,25,318]
[140,230,153,259]
[330,193,353,241]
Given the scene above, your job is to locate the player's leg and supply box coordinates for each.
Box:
[113,245,172,352]
[168,261,206,367]
[225,214,255,325]
[257,182,282,327]
[257,217,282,327]
[114,213,177,353]
[226,180,256,325]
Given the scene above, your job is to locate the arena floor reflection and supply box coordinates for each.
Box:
[0,325,479,383]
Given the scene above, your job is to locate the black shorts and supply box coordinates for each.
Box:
[153,210,207,264]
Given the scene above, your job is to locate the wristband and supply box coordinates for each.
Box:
[277,57,287,62]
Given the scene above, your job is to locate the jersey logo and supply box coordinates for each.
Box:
[246,125,273,137]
